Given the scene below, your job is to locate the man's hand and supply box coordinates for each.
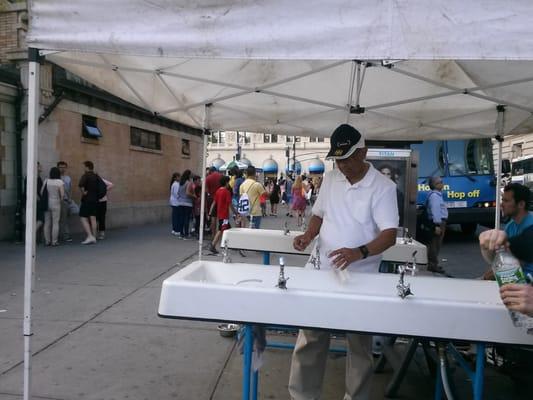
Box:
[479,229,509,252]
[328,247,361,270]
[293,234,312,252]
[434,226,442,236]
[500,284,533,317]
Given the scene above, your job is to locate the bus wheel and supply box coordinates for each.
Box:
[460,223,477,235]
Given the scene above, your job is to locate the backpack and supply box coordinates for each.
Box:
[96,175,107,200]
[237,182,257,216]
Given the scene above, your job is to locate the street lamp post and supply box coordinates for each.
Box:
[293,137,296,177]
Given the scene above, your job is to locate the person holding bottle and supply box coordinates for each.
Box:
[479,227,533,317]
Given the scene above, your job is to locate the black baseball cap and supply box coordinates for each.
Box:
[325,124,366,160]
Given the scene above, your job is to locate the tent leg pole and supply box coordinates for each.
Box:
[23,48,41,400]
[198,104,211,261]
[494,105,505,229]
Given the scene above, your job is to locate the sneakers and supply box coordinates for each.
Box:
[63,236,73,242]
[171,230,179,236]
[81,236,97,245]
[97,232,105,240]
[208,244,219,254]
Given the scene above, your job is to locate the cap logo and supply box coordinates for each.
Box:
[334,149,343,155]
[337,141,351,146]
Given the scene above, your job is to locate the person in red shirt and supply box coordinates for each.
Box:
[208,175,236,254]
[205,166,222,237]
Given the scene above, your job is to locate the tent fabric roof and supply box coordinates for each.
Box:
[27,1,533,139]
[28,1,533,60]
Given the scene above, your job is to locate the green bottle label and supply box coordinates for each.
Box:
[495,267,527,286]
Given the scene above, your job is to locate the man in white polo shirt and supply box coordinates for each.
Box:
[288,124,398,400]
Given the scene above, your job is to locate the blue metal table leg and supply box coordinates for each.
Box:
[473,343,485,400]
[243,325,253,400]
[263,251,270,265]
[252,370,259,400]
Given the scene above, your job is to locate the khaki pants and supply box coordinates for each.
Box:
[289,329,373,400]
[44,205,61,245]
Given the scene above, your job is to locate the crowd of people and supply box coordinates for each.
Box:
[31,160,113,246]
[167,164,322,254]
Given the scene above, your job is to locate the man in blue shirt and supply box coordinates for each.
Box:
[501,183,533,276]
[426,176,449,273]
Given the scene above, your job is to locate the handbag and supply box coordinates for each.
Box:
[39,180,49,212]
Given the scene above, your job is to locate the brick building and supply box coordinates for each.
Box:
[0,1,203,241]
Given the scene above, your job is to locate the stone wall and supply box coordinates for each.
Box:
[0,81,17,240]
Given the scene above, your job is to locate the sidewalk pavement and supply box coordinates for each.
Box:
[0,205,526,399]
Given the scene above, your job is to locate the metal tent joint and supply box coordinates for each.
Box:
[350,105,366,114]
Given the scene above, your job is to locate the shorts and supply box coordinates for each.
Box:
[218,219,231,232]
[79,201,98,218]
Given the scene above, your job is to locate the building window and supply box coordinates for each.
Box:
[512,143,523,159]
[310,137,324,143]
[264,134,271,143]
[81,115,102,139]
[130,127,161,150]
[210,131,226,144]
[238,132,251,144]
[286,135,293,143]
[271,134,278,143]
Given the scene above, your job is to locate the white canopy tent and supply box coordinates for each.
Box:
[23,1,533,399]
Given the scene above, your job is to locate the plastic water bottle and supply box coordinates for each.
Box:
[492,248,533,331]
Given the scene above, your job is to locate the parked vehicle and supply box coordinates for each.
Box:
[412,139,496,234]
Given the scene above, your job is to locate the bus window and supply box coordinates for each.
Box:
[512,156,533,176]
[447,139,494,176]
[412,141,444,178]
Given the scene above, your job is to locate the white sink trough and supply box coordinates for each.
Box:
[221,228,315,255]
[159,261,533,345]
[382,237,427,264]
[221,228,428,264]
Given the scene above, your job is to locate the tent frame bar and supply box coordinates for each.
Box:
[198,104,211,260]
[23,47,41,400]
[494,105,506,229]
[48,53,533,123]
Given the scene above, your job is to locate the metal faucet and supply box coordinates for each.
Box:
[402,228,413,244]
[276,257,289,289]
[222,241,231,263]
[283,221,290,235]
[309,242,321,270]
[396,251,417,299]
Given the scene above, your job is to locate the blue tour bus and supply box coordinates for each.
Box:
[411,139,496,234]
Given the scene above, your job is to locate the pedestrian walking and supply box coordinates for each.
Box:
[239,166,267,229]
[169,172,181,236]
[208,175,237,254]
[78,161,100,244]
[57,161,76,242]
[42,167,65,246]
[96,178,113,240]
[269,180,281,216]
[291,175,307,227]
[176,169,195,239]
